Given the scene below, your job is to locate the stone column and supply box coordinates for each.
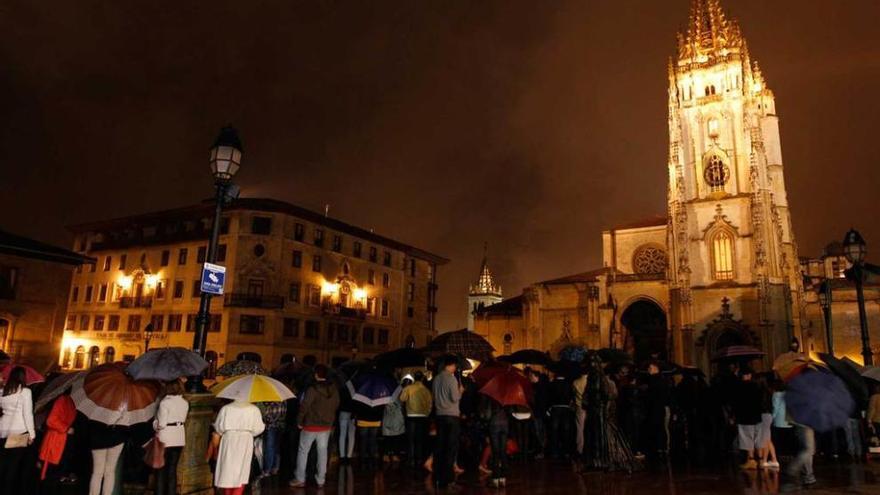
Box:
[179,392,219,495]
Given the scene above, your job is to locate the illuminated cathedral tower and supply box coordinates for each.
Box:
[666,0,803,366]
[468,247,502,331]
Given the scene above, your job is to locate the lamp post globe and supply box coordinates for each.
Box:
[843,228,867,264]
[209,126,243,181]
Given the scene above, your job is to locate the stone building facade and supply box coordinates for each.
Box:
[475,0,815,370]
[0,229,93,372]
[60,197,446,371]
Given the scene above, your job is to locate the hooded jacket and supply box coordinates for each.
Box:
[297,380,340,428]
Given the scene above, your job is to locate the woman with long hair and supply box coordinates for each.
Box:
[0,366,37,491]
[153,379,189,495]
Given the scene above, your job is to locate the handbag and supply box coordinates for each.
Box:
[143,435,166,469]
[4,433,29,449]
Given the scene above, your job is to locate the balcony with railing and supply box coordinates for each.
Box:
[224,293,285,309]
[322,299,367,319]
[119,296,153,308]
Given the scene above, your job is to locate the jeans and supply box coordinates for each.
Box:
[788,425,815,482]
[358,426,380,463]
[338,412,356,459]
[434,416,461,487]
[575,408,586,455]
[262,427,281,474]
[90,443,124,495]
[489,424,509,479]
[295,430,331,486]
[406,416,429,465]
[156,446,182,495]
[548,406,574,457]
[843,418,862,457]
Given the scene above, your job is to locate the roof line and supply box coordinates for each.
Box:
[68,197,449,264]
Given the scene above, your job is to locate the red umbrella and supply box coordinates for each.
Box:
[0,363,45,385]
[471,361,514,387]
[479,368,532,407]
[71,362,161,426]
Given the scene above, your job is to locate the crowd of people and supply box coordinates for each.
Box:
[1,347,880,494]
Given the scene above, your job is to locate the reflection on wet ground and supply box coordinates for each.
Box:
[257,458,880,495]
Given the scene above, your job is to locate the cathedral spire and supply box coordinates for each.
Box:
[470,243,502,297]
[678,0,743,62]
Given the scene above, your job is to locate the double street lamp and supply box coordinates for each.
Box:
[188,126,242,392]
[843,228,873,366]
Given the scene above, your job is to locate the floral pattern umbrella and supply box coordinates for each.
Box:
[216,359,267,377]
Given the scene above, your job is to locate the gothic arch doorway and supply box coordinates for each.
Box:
[620,299,668,364]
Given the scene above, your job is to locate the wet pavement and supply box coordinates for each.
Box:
[254,458,880,495]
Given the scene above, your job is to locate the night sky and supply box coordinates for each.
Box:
[1,1,878,330]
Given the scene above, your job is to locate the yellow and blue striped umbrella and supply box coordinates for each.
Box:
[211,374,295,402]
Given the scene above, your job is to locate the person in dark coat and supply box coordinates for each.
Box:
[732,368,764,469]
[582,354,640,472]
[527,369,549,459]
[643,362,672,461]
[547,370,575,459]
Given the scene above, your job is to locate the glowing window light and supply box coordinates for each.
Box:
[117,274,133,291]
[712,232,734,281]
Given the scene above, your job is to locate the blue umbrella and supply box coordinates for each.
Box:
[786,368,855,433]
[346,372,397,407]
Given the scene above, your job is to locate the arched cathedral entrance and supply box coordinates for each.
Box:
[620,299,668,364]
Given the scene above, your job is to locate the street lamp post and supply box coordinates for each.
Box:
[188,126,242,392]
[817,279,833,356]
[843,228,873,366]
[144,323,154,353]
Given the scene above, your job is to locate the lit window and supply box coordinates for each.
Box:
[712,231,734,281]
[708,118,719,138]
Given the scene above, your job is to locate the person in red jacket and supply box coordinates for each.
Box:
[39,392,77,481]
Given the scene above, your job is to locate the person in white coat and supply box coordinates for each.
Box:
[153,380,189,495]
[0,366,36,492]
[213,400,265,495]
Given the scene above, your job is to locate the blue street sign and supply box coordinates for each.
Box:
[200,262,226,295]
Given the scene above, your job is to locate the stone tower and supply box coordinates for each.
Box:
[468,246,502,331]
[666,0,803,367]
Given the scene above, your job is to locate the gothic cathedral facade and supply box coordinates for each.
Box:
[473,0,804,370]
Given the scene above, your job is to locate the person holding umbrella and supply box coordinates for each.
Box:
[0,366,37,492]
[213,398,265,495]
[153,380,189,495]
[289,364,340,488]
[399,371,433,467]
[432,355,463,490]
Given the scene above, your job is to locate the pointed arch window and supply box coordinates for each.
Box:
[711,231,735,281]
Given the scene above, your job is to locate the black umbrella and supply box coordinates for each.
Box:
[819,353,869,405]
[334,359,373,382]
[374,348,426,369]
[425,329,494,360]
[126,347,209,382]
[498,349,552,365]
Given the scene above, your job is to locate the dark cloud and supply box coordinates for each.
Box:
[1,1,878,330]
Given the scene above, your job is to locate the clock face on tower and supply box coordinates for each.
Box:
[704,154,730,190]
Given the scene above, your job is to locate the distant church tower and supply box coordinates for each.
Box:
[468,246,502,331]
[666,0,803,366]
